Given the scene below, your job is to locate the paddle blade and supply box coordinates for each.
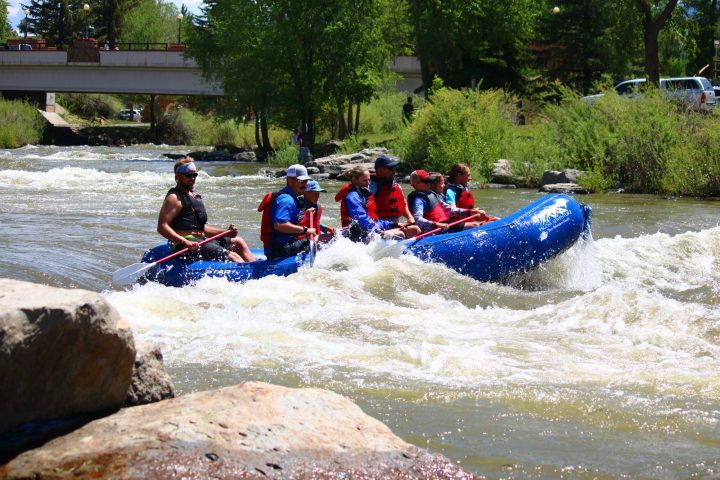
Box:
[112,262,156,285]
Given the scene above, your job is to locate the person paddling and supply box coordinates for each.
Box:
[258,164,317,259]
[157,157,255,263]
[300,180,336,243]
[408,169,488,234]
[335,166,420,242]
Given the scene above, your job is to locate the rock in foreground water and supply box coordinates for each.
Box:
[0,279,135,435]
[1,382,476,479]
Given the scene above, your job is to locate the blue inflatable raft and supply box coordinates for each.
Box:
[139,194,591,287]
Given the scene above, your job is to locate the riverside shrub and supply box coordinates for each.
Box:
[543,89,684,193]
[394,88,515,181]
[0,99,45,148]
[58,93,122,120]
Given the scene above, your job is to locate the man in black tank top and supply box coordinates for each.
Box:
[157,157,255,263]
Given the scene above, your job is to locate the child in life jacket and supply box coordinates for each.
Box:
[300,180,336,243]
[444,163,475,209]
[408,170,487,233]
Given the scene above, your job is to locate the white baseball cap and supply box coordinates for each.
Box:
[286,164,311,181]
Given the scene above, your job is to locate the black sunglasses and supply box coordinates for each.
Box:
[182,173,198,178]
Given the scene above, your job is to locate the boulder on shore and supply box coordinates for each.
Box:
[1,382,476,479]
[540,169,583,186]
[539,183,589,194]
[123,342,175,407]
[0,279,136,435]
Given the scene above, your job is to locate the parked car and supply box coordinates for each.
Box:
[582,76,716,111]
[118,109,141,121]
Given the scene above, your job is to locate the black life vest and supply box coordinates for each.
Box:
[167,187,208,232]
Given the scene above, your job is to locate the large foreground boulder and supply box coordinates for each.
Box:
[0,279,135,435]
[1,382,475,479]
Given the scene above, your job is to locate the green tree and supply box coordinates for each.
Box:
[25,0,83,47]
[93,0,139,47]
[536,0,642,94]
[118,0,180,44]
[409,0,539,92]
[682,0,719,79]
[635,0,680,85]
[187,0,388,150]
[1,0,13,42]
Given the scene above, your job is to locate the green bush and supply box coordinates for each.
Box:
[661,113,720,196]
[268,144,300,167]
[0,99,45,147]
[542,88,682,193]
[58,93,122,120]
[394,87,515,181]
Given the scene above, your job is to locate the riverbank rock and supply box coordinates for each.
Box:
[490,159,516,184]
[1,382,475,479]
[539,183,589,194]
[0,279,135,435]
[123,342,175,407]
[540,169,583,186]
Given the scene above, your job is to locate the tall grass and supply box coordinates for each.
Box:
[0,99,45,148]
[156,110,290,147]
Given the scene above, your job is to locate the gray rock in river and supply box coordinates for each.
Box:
[0,279,136,435]
[0,382,475,479]
[124,342,175,407]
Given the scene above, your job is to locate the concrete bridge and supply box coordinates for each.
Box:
[0,49,422,98]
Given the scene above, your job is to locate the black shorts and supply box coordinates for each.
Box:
[175,236,231,262]
[265,238,310,259]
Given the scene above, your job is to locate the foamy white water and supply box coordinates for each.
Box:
[2,144,719,478]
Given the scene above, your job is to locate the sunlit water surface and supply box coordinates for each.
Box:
[1,145,719,479]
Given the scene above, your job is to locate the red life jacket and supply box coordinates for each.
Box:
[407,190,449,223]
[445,183,475,209]
[296,202,323,239]
[370,177,406,219]
[258,192,321,246]
[334,183,378,227]
[258,191,280,248]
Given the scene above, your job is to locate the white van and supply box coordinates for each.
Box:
[582,76,716,110]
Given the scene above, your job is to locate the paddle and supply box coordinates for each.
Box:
[305,208,317,267]
[112,229,232,285]
[411,213,481,243]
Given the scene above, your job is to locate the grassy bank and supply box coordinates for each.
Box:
[392,86,720,197]
[0,99,45,148]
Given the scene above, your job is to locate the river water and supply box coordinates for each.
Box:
[2,144,719,479]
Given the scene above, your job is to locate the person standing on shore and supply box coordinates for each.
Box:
[157,157,255,263]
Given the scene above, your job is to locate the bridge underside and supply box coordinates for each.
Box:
[1,65,223,96]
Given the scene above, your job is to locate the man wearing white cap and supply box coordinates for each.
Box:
[157,157,255,263]
[262,164,318,258]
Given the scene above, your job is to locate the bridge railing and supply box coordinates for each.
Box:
[1,40,185,52]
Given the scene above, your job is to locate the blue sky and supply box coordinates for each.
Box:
[6,1,203,32]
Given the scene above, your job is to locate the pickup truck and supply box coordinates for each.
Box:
[582,76,716,111]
